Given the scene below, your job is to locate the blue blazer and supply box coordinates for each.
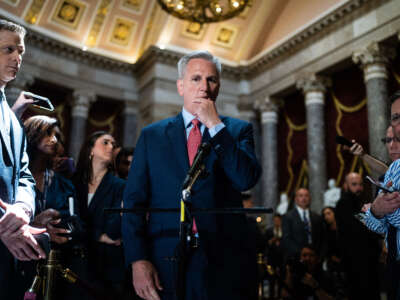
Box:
[122,113,261,291]
[0,101,35,213]
[0,96,35,298]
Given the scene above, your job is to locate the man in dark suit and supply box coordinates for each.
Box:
[122,50,261,300]
[281,188,324,259]
[0,19,46,299]
[335,172,381,300]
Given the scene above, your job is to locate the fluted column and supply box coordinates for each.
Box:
[259,97,279,225]
[68,89,96,160]
[5,72,34,107]
[352,42,395,163]
[297,75,331,212]
[122,100,138,148]
[239,108,262,205]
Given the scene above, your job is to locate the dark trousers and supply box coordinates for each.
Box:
[387,261,400,300]
[0,242,18,300]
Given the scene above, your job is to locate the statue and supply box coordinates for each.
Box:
[323,178,341,207]
[276,193,289,215]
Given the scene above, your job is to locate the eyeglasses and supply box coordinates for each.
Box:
[381,136,400,144]
[391,113,400,126]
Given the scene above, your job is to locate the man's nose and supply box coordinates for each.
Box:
[199,78,209,91]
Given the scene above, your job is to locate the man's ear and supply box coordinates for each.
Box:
[177,79,184,97]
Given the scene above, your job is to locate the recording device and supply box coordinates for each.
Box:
[182,143,211,189]
[365,175,393,193]
[55,215,83,239]
[335,135,354,147]
[34,232,50,257]
[23,91,54,111]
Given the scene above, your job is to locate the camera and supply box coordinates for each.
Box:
[54,215,83,241]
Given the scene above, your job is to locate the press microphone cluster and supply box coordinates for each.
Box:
[182,143,211,189]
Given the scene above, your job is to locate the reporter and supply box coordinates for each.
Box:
[73,131,128,299]
[19,115,85,300]
[282,245,336,300]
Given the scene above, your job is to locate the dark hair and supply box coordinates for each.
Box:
[24,115,61,165]
[321,206,335,215]
[389,90,400,105]
[115,147,134,167]
[75,131,115,185]
[301,244,317,254]
[0,19,26,37]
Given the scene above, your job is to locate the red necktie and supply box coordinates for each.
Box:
[187,119,201,165]
[187,119,201,234]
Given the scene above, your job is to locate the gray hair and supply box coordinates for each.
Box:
[177,50,221,79]
[0,19,26,37]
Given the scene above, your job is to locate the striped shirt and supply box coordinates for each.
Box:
[365,159,400,259]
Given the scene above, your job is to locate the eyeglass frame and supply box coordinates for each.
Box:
[381,136,400,144]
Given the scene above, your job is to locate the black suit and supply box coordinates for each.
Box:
[281,207,324,259]
[335,191,381,300]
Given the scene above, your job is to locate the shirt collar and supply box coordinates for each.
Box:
[182,107,197,128]
[296,205,309,216]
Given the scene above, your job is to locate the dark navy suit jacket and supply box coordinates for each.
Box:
[122,113,261,297]
[75,172,126,282]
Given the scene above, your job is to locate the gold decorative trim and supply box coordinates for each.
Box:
[295,160,309,192]
[88,113,117,135]
[181,22,207,41]
[211,24,238,49]
[284,113,307,194]
[332,91,367,184]
[51,0,86,30]
[121,0,143,13]
[393,70,400,85]
[85,0,112,47]
[24,0,46,25]
[109,17,136,47]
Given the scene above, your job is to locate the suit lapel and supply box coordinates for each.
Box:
[88,172,113,212]
[0,103,14,165]
[166,113,189,172]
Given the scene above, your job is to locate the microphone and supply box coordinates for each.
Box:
[183,143,211,189]
[335,135,354,147]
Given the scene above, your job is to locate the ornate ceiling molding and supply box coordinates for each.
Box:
[25,27,134,74]
[16,0,386,80]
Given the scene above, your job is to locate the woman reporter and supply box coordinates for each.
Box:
[18,115,85,299]
[73,131,128,298]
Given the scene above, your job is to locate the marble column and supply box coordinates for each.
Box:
[297,75,330,212]
[5,72,34,107]
[239,107,262,206]
[259,97,279,225]
[68,89,96,160]
[122,100,138,148]
[352,42,396,164]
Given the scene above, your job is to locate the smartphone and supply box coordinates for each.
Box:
[365,175,393,193]
[335,135,354,147]
[23,92,54,112]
